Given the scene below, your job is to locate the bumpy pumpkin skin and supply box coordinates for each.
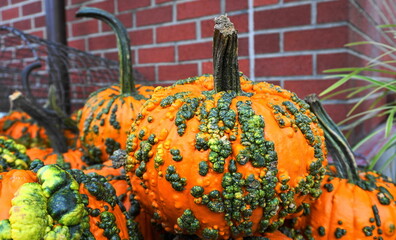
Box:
[77,84,153,164]
[0,162,141,240]
[26,147,87,170]
[0,111,49,148]
[126,75,327,238]
[292,172,396,240]
[0,136,31,172]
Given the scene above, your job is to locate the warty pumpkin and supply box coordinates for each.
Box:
[75,7,153,164]
[84,150,165,240]
[287,95,396,240]
[0,111,49,148]
[124,15,327,239]
[0,136,30,172]
[0,161,141,240]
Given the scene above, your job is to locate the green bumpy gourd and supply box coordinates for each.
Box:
[9,182,50,240]
[0,163,91,240]
[0,136,30,172]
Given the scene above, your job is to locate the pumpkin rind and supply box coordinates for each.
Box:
[0,111,49,148]
[75,7,153,164]
[126,74,327,238]
[288,95,396,240]
[0,162,141,239]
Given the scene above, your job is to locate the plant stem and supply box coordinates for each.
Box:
[213,15,241,93]
[9,91,68,154]
[76,7,137,96]
[305,94,360,183]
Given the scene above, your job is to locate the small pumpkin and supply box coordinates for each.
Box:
[288,95,396,240]
[0,136,31,172]
[125,15,327,239]
[75,7,153,164]
[0,161,141,240]
[0,111,49,148]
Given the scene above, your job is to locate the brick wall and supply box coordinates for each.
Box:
[1,0,396,142]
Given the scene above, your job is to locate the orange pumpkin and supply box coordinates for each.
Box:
[0,111,49,148]
[84,154,165,239]
[26,147,87,170]
[125,15,327,239]
[0,162,141,239]
[289,95,396,239]
[75,7,153,164]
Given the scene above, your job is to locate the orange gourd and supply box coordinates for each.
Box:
[124,16,327,239]
[288,95,396,239]
[75,7,153,164]
[0,162,141,239]
[0,111,49,148]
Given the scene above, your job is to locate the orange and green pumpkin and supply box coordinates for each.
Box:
[0,136,31,172]
[0,111,49,148]
[75,7,153,164]
[0,161,141,239]
[124,15,327,239]
[288,95,396,240]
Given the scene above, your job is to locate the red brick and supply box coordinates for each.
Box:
[254,0,278,6]
[238,59,250,77]
[202,61,213,74]
[239,37,249,57]
[13,19,31,30]
[136,6,172,26]
[118,0,150,11]
[87,1,115,14]
[159,63,198,81]
[103,51,119,62]
[226,0,248,12]
[139,46,174,63]
[72,20,99,37]
[88,34,116,51]
[178,41,212,61]
[316,53,364,75]
[255,55,312,77]
[255,5,310,30]
[66,6,80,22]
[34,15,45,28]
[117,12,133,28]
[2,7,19,21]
[135,66,155,82]
[0,0,7,7]
[284,79,340,99]
[321,103,351,124]
[317,0,349,23]
[284,0,309,2]
[22,1,41,16]
[177,0,220,20]
[11,0,25,4]
[29,30,44,38]
[255,33,280,54]
[284,26,348,51]
[253,0,279,7]
[71,0,89,5]
[129,29,153,45]
[157,23,196,43]
[68,39,85,51]
[201,19,216,38]
[156,0,173,3]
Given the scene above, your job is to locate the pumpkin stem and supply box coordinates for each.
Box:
[305,94,359,183]
[213,15,241,93]
[9,91,68,154]
[76,7,138,96]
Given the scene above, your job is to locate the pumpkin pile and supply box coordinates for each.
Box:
[1,8,395,240]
